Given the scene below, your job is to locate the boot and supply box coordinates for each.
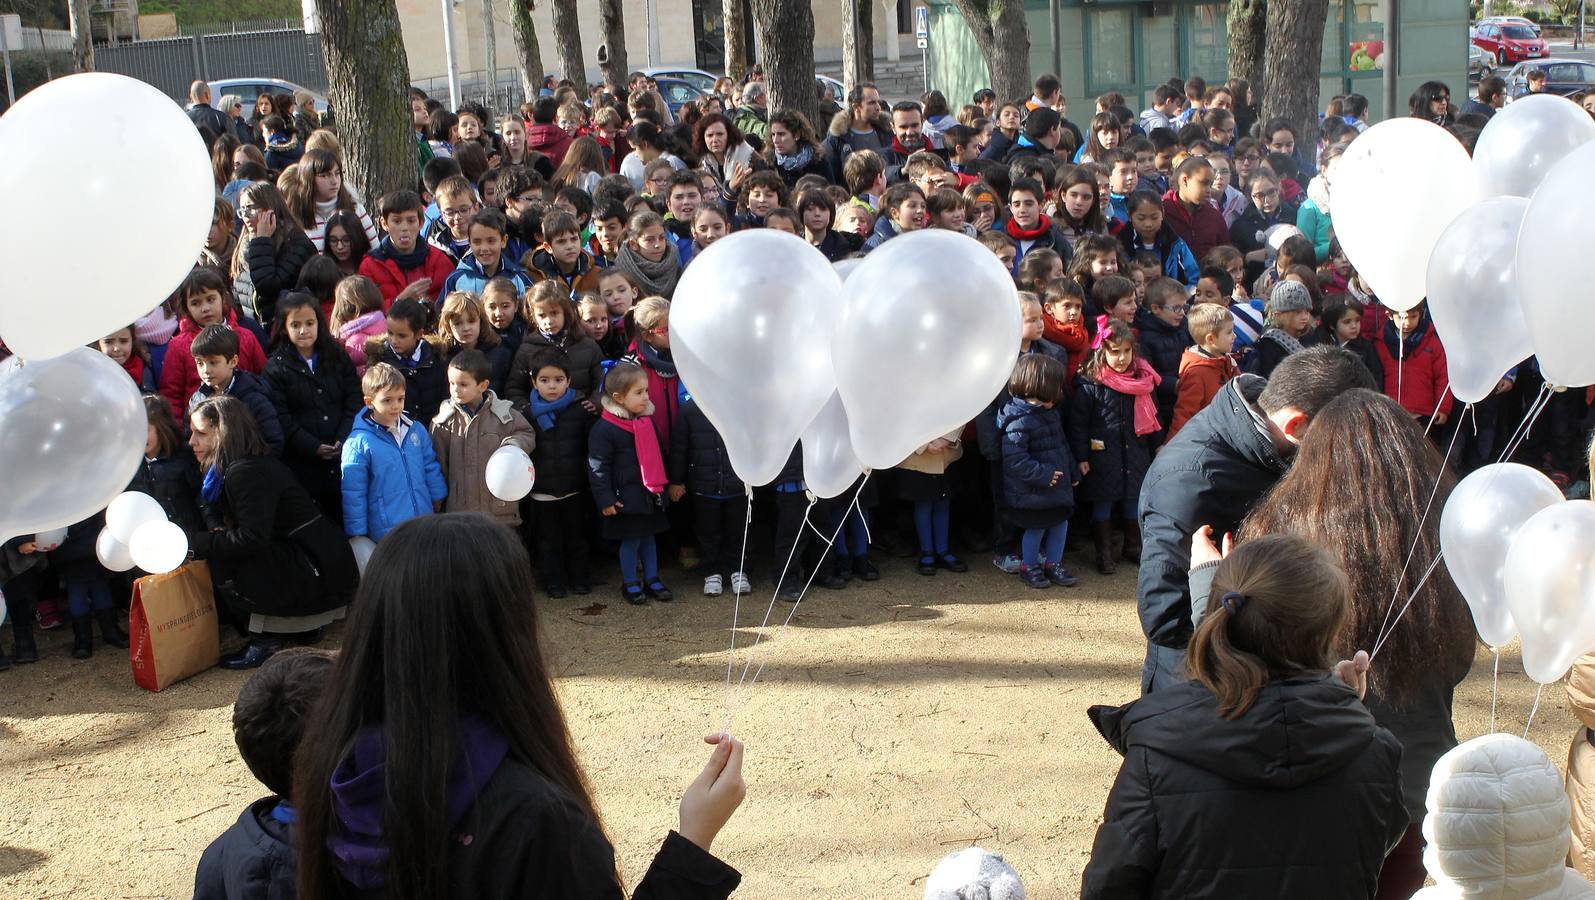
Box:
[97,609,129,650]
[71,617,94,659]
[1121,520,1143,565]
[11,621,38,664]
[1093,521,1118,576]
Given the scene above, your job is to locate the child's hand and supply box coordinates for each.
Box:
[252,208,277,238]
[581,400,597,414]
[1191,524,1232,568]
[396,278,433,301]
[1048,470,1063,487]
[668,484,686,502]
[1434,412,1449,426]
[926,438,950,453]
[1078,461,1091,477]
[1333,650,1371,700]
[602,503,621,516]
[17,542,36,554]
[316,443,339,460]
[678,733,746,852]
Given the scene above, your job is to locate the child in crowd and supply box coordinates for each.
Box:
[615,210,682,299]
[589,363,674,605]
[1053,167,1108,252]
[364,298,448,423]
[735,171,788,231]
[129,395,204,534]
[1070,319,1158,574]
[1167,303,1239,442]
[621,297,680,455]
[1195,266,1262,356]
[193,648,334,899]
[598,268,642,334]
[430,349,536,528]
[1067,235,1126,307]
[1092,275,1139,344]
[0,537,44,666]
[423,175,479,263]
[1203,245,1251,304]
[294,255,341,322]
[692,206,732,255]
[50,513,127,659]
[764,208,802,237]
[862,182,927,253]
[481,276,529,358]
[507,282,606,412]
[1377,301,1451,432]
[264,292,361,520]
[1311,301,1384,389]
[1244,280,1315,378]
[232,181,318,325]
[1018,248,1064,296]
[161,267,267,421]
[438,291,512,391]
[189,324,285,457]
[1041,278,1092,384]
[527,210,603,296]
[587,202,627,267]
[899,427,968,577]
[438,209,536,300]
[577,294,628,361]
[358,190,455,307]
[978,230,1019,272]
[330,274,388,374]
[524,351,595,598]
[668,388,751,597]
[997,354,1079,589]
[1005,178,1070,274]
[1135,277,1191,433]
[1119,190,1198,287]
[341,362,447,542]
[99,326,156,393]
[663,171,704,261]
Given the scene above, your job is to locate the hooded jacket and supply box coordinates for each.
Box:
[975,341,1070,460]
[159,310,267,422]
[264,342,362,496]
[1134,307,1189,426]
[861,212,902,254]
[1160,189,1231,261]
[506,328,607,411]
[1068,373,1153,506]
[193,797,296,900]
[526,246,603,297]
[364,338,449,424]
[340,408,448,541]
[822,110,891,177]
[1119,223,1200,287]
[1297,175,1334,263]
[1377,314,1452,419]
[1166,348,1240,442]
[191,369,286,459]
[1081,675,1408,898]
[587,394,669,516]
[996,395,1076,513]
[668,396,743,498]
[525,122,573,168]
[430,390,536,526]
[528,389,595,498]
[439,251,537,302]
[338,311,388,374]
[240,231,318,323]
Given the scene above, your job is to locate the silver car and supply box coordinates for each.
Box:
[209,77,328,114]
[1470,44,1493,81]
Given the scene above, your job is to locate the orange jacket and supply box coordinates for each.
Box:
[1166,348,1240,443]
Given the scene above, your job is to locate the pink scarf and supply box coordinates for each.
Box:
[601,408,667,495]
[1097,358,1162,436]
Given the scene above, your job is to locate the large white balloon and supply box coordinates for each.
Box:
[834,230,1021,469]
[673,230,845,486]
[1473,93,1595,200]
[1333,118,1475,312]
[1517,141,1595,387]
[1503,500,1595,684]
[32,528,68,552]
[349,536,377,577]
[0,350,147,543]
[106,491,168,545]
[800,392,866,500]
[1425,197,1534,404]
[1439,463,1563,648]
[128,520,189,575]
[0,73,213,360]
[484,445,535,502]
[96,528,136,573]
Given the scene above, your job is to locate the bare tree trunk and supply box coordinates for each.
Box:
[598,0,627,89]
[68,0,93,72]
[842,0,875,98]
[316,0,415,202]
[480,0,497,105]
[510,0,543,108]
[750,0,818,125]
[550,0,588,96]
[1262,0,1331,161]
[724,0,748,82]
[946,0,1031,107]
[1227,0,1266,88]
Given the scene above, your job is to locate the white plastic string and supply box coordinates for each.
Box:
[1422,386,1452,437]
[1524,683,1545,739]
[719,485,756,732]
[1490,648,1500,734]
[1371,553,1446,661]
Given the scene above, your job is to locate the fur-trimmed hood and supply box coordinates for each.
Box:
[600,393,655,420]
[828,109,892,139]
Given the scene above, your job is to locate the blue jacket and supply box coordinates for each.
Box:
[1120,224,1200,287]
[860,214,900,254]
[996,395,1076,512]
[438,252,536,303]
[976,340,1069,460]
[193,797,295,900]
[340,408,447,540]
[191,369,284,458]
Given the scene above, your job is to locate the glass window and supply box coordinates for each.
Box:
[1322,0,1343,74]
[1346,0,1384,75]
[1142,13,1178,97]
[1186,4,1227,83]
[1085,8,1134,92]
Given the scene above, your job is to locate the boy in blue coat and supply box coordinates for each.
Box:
[436,208,536,300]
[341,362,448,542]
[189,324,285,457]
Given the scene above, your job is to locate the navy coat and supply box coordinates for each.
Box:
[1134,308,1188,429]
[529,394,594,498]
[263,343,362,498]
[193,797,296,900]
[669,398,743,498]
[1069,374,1153,507]
[996,395,1076,512]
[587,399,669,516]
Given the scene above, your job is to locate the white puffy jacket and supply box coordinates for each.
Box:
[1414,734,1595,900]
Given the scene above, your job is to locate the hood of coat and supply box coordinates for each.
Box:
[828,109,891,139]
[600,392,654,420]
[1420,734,1582,899]
[1179,347,1235,377]
[433,390,516,427]
[1090,675,1383,789]
[997,394,1048,427]
[1307,174,1332,216]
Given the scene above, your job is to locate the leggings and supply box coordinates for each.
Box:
[618,536,659,585]
[913,498,951,556]
[67,578,114,618]
[1093,500,1131,523]
[1021,523,1068,567]
[830,504,870,559]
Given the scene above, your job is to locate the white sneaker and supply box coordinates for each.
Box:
[730,572,751,595]
[703,574,723,596]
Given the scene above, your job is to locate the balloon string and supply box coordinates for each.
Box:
[1422,384,1452,437]
[1490,648,1500,734]
[1524,683,1545,739]
[731,495,817,698]
[719,488,756,736]
[1372,408,1465,652]
[1370,553,1446,661]
[1499,384,1553,463]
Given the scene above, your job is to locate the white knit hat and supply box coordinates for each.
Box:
[924,847,1026,900]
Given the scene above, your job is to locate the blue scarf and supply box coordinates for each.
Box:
[201,465,224,504]
[528,387,577,430]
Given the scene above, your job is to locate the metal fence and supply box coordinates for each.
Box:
[94,28,326,102]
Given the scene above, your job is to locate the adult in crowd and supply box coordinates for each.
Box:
[1410,81,1455,127]
[1239,390,1475,899]
[188,80,231,141]
[694,112,756,202]
[1136,346,1375,694]
[186,396,358,669]
[823,82,891,178]
[885,100,939,180]
[217,94,255,147]
[732,81,771,145]
[1460,76,1506,121]
[766,109,833,188]
[290,514,746,898]
[620,121,689,193]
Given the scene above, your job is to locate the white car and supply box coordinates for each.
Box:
[209,77,328,114]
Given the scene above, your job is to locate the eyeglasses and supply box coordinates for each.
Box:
[238,204,261,215]
[327,236,352,245]
[1251,188,1280,201]
[1237,154,1262,163]
[441,205,477,219]
[510,194,538,204]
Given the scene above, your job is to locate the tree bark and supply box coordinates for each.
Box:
[945,0,1031,107]
[1227,0,1266,89]
[842,0,874,98]
[316,0,415,201]
[1262,0,1332,161]
[550,0,589,96]
[480,0,498,103]
[750,0,818,125]
[724,0,749,82]
[510,0,544,107]
[67,0,92,72]
[598,0,627,90]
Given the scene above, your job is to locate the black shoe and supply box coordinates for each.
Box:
[289,627,324,646]
[917,554,938,576]
[644,579,674,602]
[817,572,848,590]
[853,557,880,581]
[622,583,648,605]
[547,585,568,600]
[97,609,130,650]
[0,645,9,671]
[219,638,282,670]
[778,583,803,603]
[12,634,38,665]
[937,553,969,574]
[833,559,855,582]
[571,582,591,595]
[71,617,93,660]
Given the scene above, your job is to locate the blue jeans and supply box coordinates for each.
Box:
[67,579,114,618]
[618,536,659,585]
[1021,523,1068,567]
[913,498,951,556]
[1093,501,1125,523]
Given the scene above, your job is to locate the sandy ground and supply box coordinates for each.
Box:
[0,551,1577,899]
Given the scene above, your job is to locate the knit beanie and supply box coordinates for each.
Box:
[1267,280,1312,316]
[924,847,1026,900]
[135,304,180,347]
[1022,108,1060,141]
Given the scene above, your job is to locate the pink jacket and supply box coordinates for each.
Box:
[338,310,387,374]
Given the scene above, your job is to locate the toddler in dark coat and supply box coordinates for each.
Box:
[669,394,749,598]
[525,351,596,598]
[997,354,1080,589]
[588,364,673,605]
[1070,319,1159,575]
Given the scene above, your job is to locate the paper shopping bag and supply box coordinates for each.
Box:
[129,561,219,692]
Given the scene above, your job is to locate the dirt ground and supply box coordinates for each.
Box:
[0,551,1577,899]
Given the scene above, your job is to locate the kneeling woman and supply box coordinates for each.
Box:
[187,395,358,668]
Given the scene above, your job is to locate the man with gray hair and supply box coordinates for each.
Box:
[188,80,229,140]
[733,81,769,143]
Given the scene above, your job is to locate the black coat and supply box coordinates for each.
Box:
[1081,676,1408,899]
[1305,331,1385,391]
[976,342,1070,460]
[668,399,743,497]
[1227,203,1293,257]
[506,329,607,409]
[446,341,513,397]
[1133,308,1188,428]
[1136,375,1289,693]
[367,339,449,424]
[193,797,295,900]
[530,397,594,497]
[494,317,528,361]
[188,455,357,616]
[769,147,834,189]
[813,229,864,262]
[126,452,205,535]
[996,396,1076,512]
[48,513,107,585]
[241,232,318,323]
[1068,375,1153,507]
[587,403,669,516]
[263,343,362,498]
[192,369,285,459]
[1241,332,1297,379]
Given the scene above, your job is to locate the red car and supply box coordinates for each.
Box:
[1472,22,1549,65]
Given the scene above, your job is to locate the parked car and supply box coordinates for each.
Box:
[1505,58,1595,98]
[652,76,709,115]
[1470,43,1493,81]
[1479,15,1542,36]
[639,67,719,96]
[1472,21,1549,65]
[817,74,846,104]
[208,77,329,114]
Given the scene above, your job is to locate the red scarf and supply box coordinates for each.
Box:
[121,353,145,385]
[892,135,928,157]
[1096,358,1162,436]
[1041,313,1090,385]
[1006,214,1054,243]
[601,408,667,495]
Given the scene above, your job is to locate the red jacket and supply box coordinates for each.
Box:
[358,244,455,308]
[158,309,267,421]
[526,123,573,169]
[1374,319,1452,419]
[1161,190,1231,261]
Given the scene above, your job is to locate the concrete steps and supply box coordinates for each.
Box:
[817,52,928,103]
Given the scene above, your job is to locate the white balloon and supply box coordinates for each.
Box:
[801,392,866,499]
[674,230,845,486]
[0,73,213,361]
[484,445,535,502]
[1425,197,1534,404]
[1474,94,1595,200]
[834,230,1021,469]
[96,528,136,573]
[1439,463,1563,648]
[107,492,168,545]
[32,528,68,553]
[1516,140,1595,387]
[1503,500,1595,684]
[1333,118,1475,312]
[349,536,377,577]
[832,258,863,282]
[128,520,189,575]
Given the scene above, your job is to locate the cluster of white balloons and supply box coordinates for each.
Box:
[0,73,212,546]
[1335,96,1595,401]
[670,229,1021,495]
[97,491,191,575]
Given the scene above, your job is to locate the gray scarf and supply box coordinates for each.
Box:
[1259,327,1305,356]
[616,241,681,299]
